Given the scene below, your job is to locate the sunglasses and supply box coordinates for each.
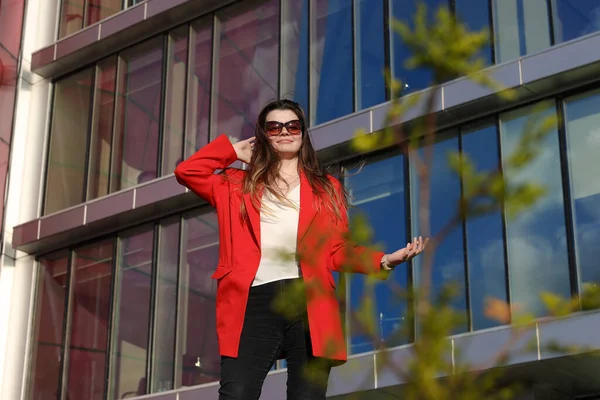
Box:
[265,120,303,136]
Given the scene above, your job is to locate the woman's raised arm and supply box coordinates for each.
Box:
[174,134,239,207]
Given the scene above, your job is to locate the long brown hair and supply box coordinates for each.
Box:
[240,99,347,221]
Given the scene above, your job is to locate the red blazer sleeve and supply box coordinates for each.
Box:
[174,134,239,207]
[328,177,386,278]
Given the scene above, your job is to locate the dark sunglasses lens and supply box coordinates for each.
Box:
[286,121,302,134]
[265,122,282,135]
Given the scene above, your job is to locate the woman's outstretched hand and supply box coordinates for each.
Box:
[233,136,255,164]
[383,236,429,270]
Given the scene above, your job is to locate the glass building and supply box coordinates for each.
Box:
[1,0,600,399]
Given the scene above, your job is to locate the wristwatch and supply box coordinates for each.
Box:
[381,255,395,271]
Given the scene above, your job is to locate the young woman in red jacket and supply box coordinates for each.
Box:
[174,99,427,400]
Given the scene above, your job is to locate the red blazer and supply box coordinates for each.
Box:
[174,134,385,363]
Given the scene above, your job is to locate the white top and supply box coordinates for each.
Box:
[252,184,301,287]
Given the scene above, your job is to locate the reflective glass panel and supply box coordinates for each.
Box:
[356,0,386,110]
[500,101,570,317]
[311,0,353,125]
[281,0,309,114]
[44,68,93,215]
[346,155,409,354]
[410,131,468,333]
[552,0,600,44]
[29,252,69,400]
[564,89,600,291]
[111,226,154,398]
[461,122,507,330]
[177,211,220,387]
[213,0,280,142]
[66,240,113,399]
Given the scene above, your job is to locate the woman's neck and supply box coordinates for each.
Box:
[278,157,299,176]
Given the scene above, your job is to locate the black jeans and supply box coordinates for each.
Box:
[219,278,332,400]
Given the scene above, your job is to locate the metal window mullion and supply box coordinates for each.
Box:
[352,0,359,112]
[146,223,161,393]
[107,56,124,194]
[106,236,124,398]
[208,14,221,142]
[487,0,497,64]
[403,151,415,343]
[40,82,57,216]
[172,214,186,388]
[555,97,580,307]
[58,250,76,400]
[181,22,194,161]
[102,236,120,400]
[157,34,170,176]
[457,128,472,332]
[382,0,392,101]
[546,0,556,45]
[81,66,98,203]
[495,115,513,323]
[278,0,284,98]
[308,0,316,126]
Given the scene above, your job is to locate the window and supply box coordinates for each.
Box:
[177,211,220,387]
[552,1,600,44]
[111,38,164,191]
[281,0,309,115]
[492,0,552,63]
[356,0,387,110]
[390,0,449,94]
[66,240,114,399]
[110,226,155,398]
[346,155,409,354]
[212,0,280,142]
[59,0,123,39]
[162,27,189,176]
[311,0,353,125]
[564,89,600,292]
[455,0,493,65]
[152,217,181,392]
[87,57,117,201]
[410,131,468,333]
[460,122,507,330]
[29,252,70,399]
[44,68,93,215]
[185,18,213,159]
[499,101,570,317]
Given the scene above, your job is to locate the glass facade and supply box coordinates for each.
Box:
[59,0,123,39]
[30,86,600,397]
[43,0,600,216]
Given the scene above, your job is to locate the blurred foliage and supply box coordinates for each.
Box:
[274,2,600,399]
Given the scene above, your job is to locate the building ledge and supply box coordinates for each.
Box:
[31,0,237,78]
[14,31,600,255]
[107,311,600,399]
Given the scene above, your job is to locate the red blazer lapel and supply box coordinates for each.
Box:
[242,187,262,248]
[298,172,318,245]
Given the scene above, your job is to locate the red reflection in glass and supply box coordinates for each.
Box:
[213,0,280,142]
[178,211,220,387]
[112,227,154,398]
[66,240,114,399]
[29,253,69,399]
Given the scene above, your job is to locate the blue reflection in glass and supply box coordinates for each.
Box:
[390,0,449,93]
[411,132,468,333]
[454,0,493,65]
[564,89,600,290]
[553,1,600,44]
[314,0,353,125]
[281,0,309,117]
[346,156,409,354]
[500,101,570,317]
[461,122,507,330]
[356,0,387,110]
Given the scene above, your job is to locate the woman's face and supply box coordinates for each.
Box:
[265,109,303,158]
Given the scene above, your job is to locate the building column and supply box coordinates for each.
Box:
[0,0,60,398]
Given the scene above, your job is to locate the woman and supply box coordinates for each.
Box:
[175,99,426,400]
